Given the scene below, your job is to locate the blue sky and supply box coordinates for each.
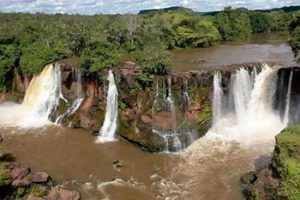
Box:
[0,0,299,14]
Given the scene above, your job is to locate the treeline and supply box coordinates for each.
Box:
[0,6,299,91]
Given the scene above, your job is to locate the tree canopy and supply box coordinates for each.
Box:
[0,7,298,91]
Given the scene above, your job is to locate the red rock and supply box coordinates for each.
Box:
[11,178,30,187]
[47,188,80,200]
[141,115,152,124]
[47,188,59,200]
[58,189,80,200]
[32,172,49,183]
[26,194,44,200]
[10,166,29,180]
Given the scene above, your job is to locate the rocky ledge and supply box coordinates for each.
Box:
[241,125,300,200]
[0,138,80,200]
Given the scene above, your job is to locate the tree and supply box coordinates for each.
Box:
[289,14,300,63]
[20,40,67,75]
[65,25,87,56]
[0,44,19,91]
[136,45,170,76]
[176,17,221,47]
[215,7,252,41]
[79,37,120,73]
[250,12,271,33]
[119,14,140,45]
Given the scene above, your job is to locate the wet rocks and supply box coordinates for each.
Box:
[112,160,124,171]
[242,125,300,200]
[10,165,30,180]
[32,172,49,183]
[0,160,81,200]
[47,187,80,200]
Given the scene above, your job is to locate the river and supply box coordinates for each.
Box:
[1,33,295,200]
[171,32,297,71]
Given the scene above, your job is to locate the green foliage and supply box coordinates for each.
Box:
[250,12,271,33]
[136,45,170,76]
[30,185,47,197]
[289,14,300,63]
[0,44,19,91]
[269,11,293,31]
[14,187,27,198]
[0,172,10,187]
[79,37,120,73]
[272,125,300,199]
[65,25,87,56]
[176,17,221,47]
[197,102,211,135]
[215,7,252,40]
[20,40,67,75]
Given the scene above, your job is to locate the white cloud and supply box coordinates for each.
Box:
[0,0,299,14]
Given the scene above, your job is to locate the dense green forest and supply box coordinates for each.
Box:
[0,6,300,91]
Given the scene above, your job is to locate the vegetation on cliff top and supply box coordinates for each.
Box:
[243,125,300,200]
[273,125,300,199]
[289,13,300,63]
[0,7,299,91]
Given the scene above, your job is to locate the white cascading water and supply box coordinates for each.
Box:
[182,79,190,112]
[55,67,84,125]
[96,70,118,143]
[212,71,223,128]
[283,70,293,125]
[0,63,62,127]
[232,68,253,123]
[207,64,285,145]
[152,78,183,152]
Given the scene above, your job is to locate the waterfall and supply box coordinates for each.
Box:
[182,79,190,114]
[151,77,183,152]
[0,63,62,127]
[166,77,176,133]
[232,68,253,123]
[283,70,293,125]
[210,64,285,145]
[55,68,84,125]
[96,70,118,143]
[212,71,223,127]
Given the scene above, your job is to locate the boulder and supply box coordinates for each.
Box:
[26,194,44,200]
[11,178,30,187]
[32,172,49,183]
[141,115,152,124]
[47,188,80,200]
[10,166,30,180]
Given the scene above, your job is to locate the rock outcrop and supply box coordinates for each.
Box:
[0,134,80,200]
[241,125,300,200]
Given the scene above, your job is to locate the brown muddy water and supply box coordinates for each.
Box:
[2,126,275,200]
[171,32,297,71]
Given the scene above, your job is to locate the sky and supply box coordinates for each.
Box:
[0,0,299,15]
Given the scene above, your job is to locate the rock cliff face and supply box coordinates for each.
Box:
[1,61,300,152]
[61,64,214,152]
[241,125,300,200]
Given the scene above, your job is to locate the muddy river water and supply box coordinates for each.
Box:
[3,126,276,200]
[171,32,297,71]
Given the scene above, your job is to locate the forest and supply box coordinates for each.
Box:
[0,6,300,91]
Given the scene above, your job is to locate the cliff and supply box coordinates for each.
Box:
[242,125,300,200]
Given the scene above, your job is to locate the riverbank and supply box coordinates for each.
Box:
[242,125,300,200]
[0,135,80,200]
